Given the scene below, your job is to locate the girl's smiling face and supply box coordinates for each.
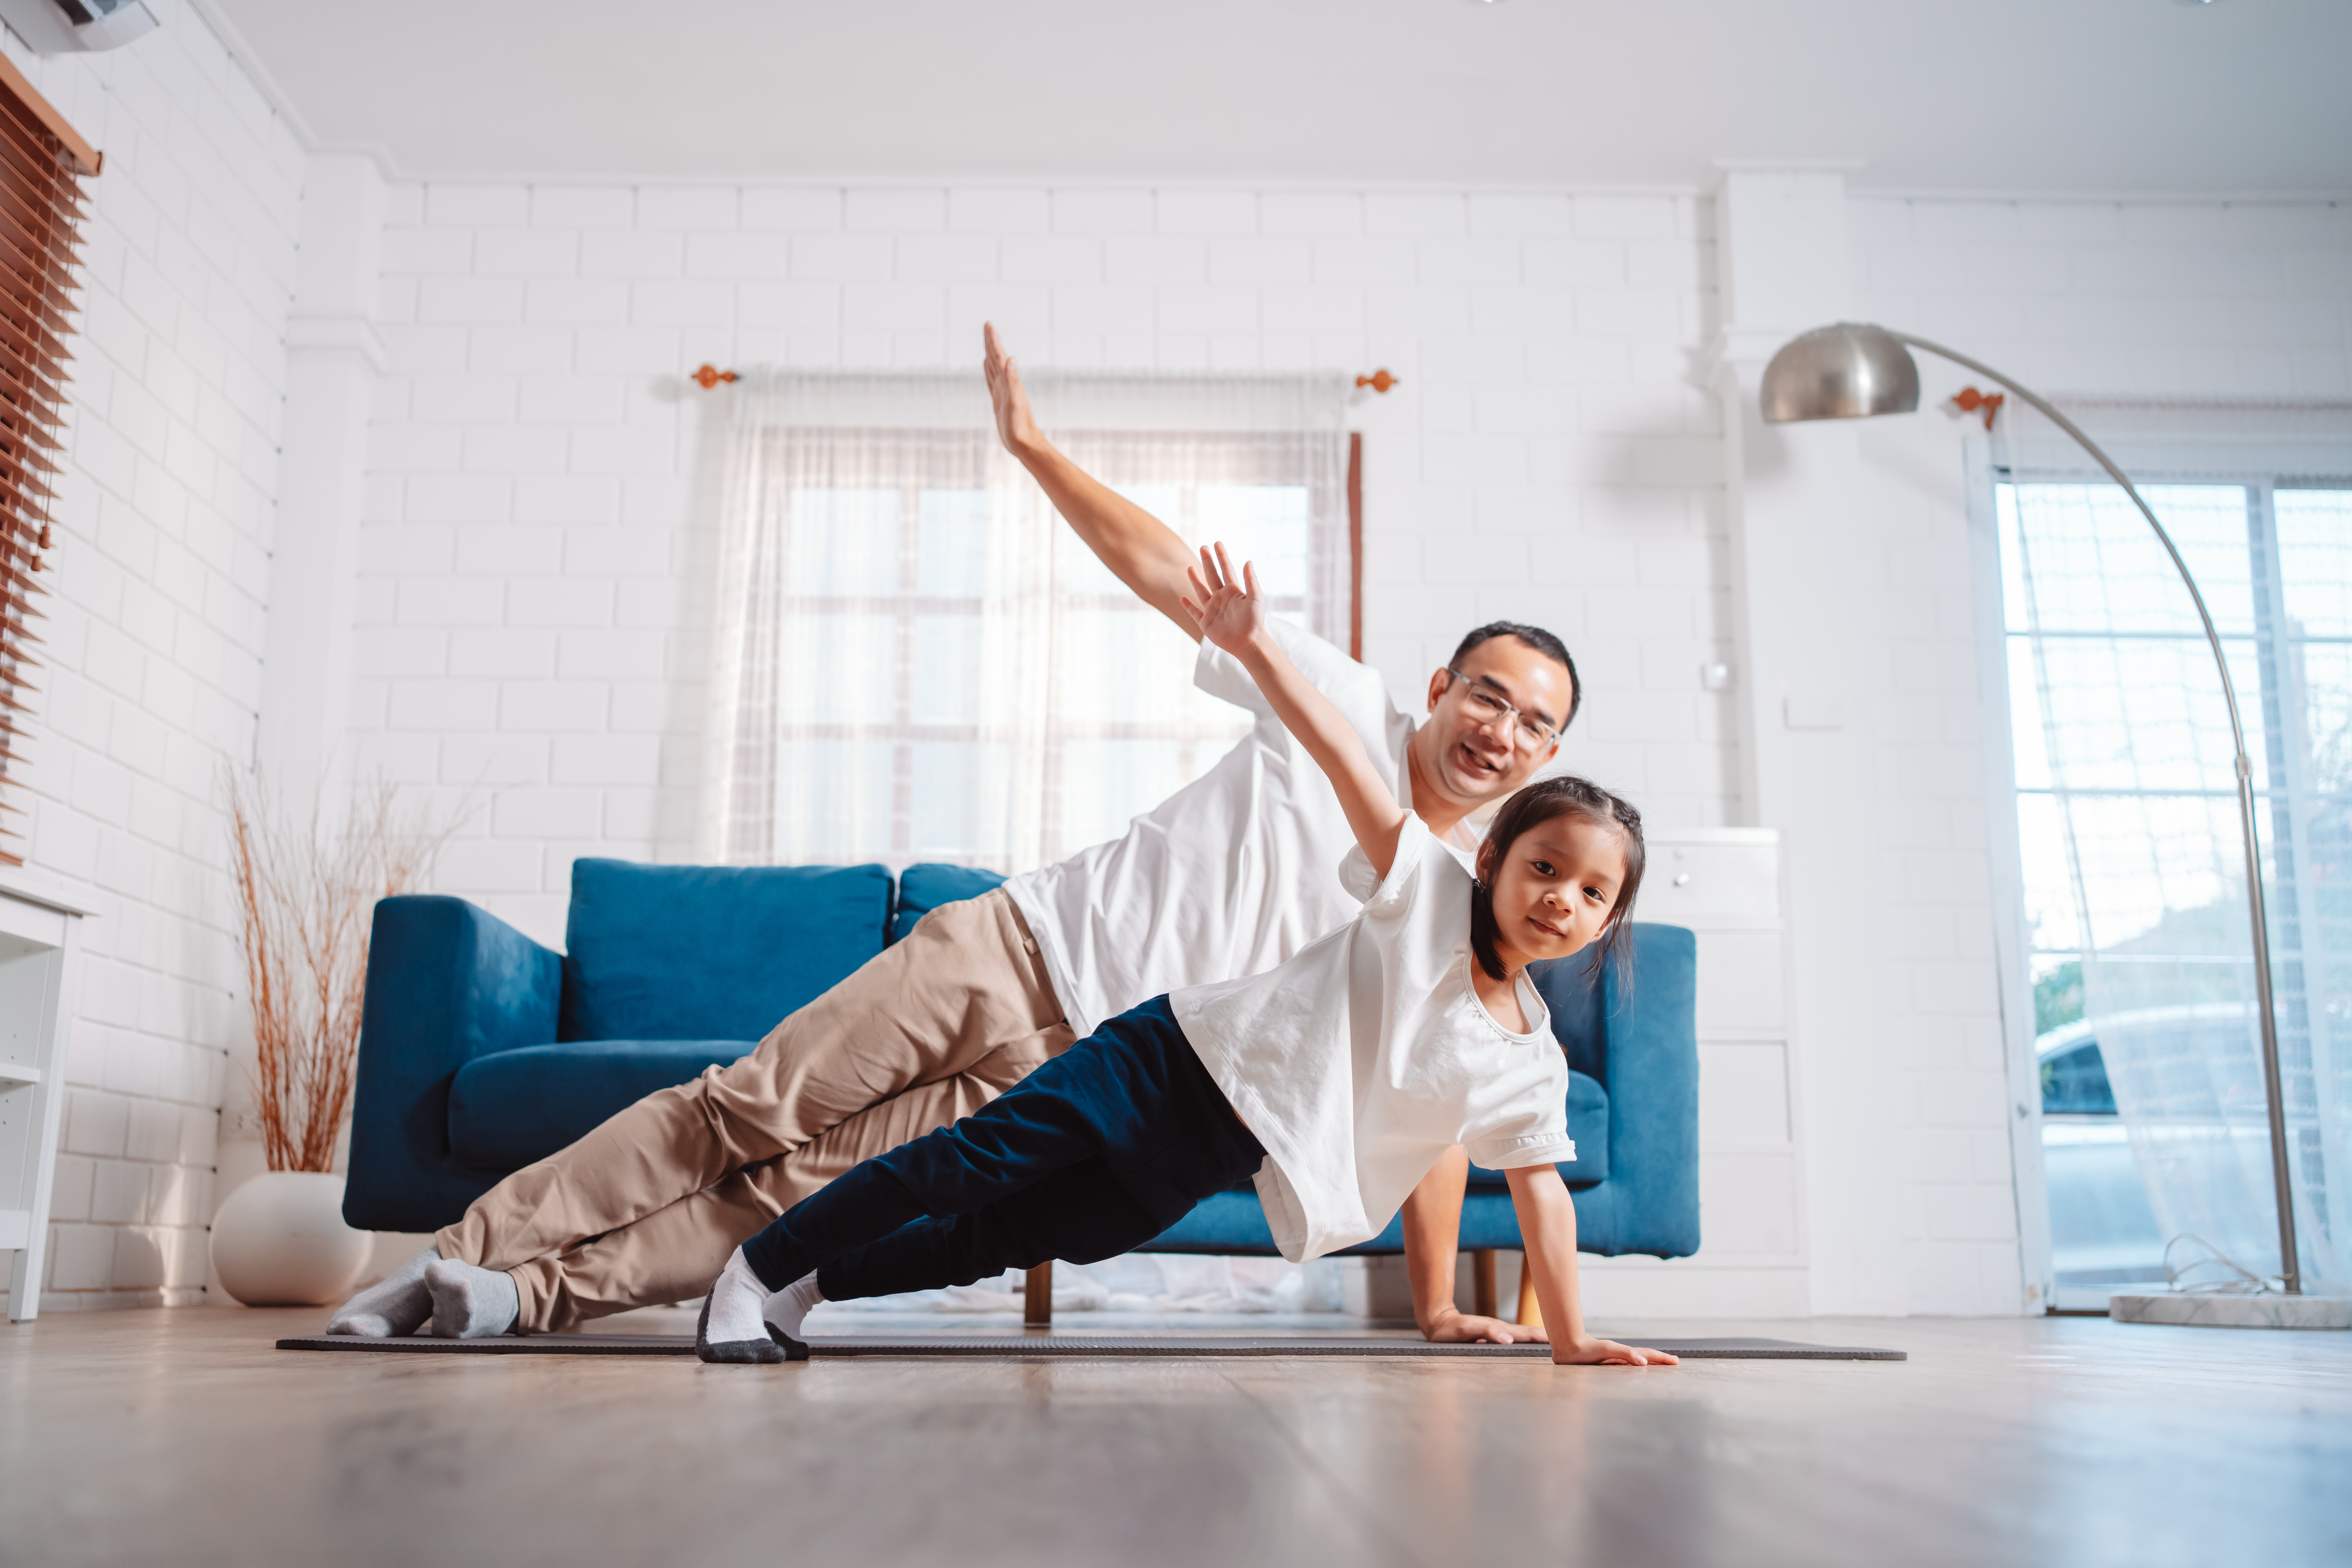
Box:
[1477,813,1628,973]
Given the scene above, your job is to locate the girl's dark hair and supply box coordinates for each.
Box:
[1468,775,1646,987]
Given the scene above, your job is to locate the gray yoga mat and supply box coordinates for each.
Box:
[277,1333,1904,1361]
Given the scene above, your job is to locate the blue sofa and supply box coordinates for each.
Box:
[345,859,1700,1298]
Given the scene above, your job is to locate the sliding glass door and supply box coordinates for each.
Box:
[2001,478,2349,1305]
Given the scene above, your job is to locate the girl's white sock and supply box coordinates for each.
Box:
[697,1251,822,1363]
[763,1272,826,1350]
[700,1250,774,1348]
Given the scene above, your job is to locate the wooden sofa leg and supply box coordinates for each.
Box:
[1515,1253,1544,1329]
[1472,1248,1498,1320]
[1024,1261,1053,1327]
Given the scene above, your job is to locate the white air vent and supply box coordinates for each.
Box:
[0,0,157,54]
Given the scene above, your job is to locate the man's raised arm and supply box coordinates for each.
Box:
[984,323,1200,640]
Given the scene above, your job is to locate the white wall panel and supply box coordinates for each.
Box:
[7,4,306,1310]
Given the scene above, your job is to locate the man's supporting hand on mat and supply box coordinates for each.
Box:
[326,1245,522,1340]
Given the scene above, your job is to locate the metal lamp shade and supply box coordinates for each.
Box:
[1759,323,1922,423]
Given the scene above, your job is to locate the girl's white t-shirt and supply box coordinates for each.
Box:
[1170,816,1576,1263]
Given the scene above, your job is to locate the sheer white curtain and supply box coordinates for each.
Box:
[701,370,1352,876]
[1998,398,2352,1290]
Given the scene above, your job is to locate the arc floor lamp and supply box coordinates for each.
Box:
[1760,323,2324,1321]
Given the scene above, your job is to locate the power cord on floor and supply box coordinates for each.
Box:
[2162,1234,2283,1295]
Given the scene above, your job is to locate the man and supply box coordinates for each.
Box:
[330,325,1582,1344]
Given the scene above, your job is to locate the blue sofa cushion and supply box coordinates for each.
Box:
[1465,1068,1610,1189]
[557,859,893,1042]
[893,863,1008,944]
[1536,924,1701,1258]
[448,1039,753,1169]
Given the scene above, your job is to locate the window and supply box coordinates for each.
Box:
[704,373,1353,873]
[2000,472,2352,1298]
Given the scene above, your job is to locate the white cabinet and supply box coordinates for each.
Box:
[0,873,90,1321]
[1578,828,1807,1318]
[1650,831,1802,1263]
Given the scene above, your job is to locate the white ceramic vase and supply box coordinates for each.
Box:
[209,1170,372,1307]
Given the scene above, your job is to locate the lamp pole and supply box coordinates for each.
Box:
[1763,324,2303,1295]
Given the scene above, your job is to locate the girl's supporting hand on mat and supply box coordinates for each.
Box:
[1507,1165,1678,1370]
[1424,1307,1549,1346]
[1554,1334,1680,1367]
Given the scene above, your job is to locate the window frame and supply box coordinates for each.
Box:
[716,422,1363,871]
[1974,442,2352,1310]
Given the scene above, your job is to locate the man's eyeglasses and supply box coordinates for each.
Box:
[1443,669,1560,752]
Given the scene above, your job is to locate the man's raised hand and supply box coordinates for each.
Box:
[982,323,1041,457]
[1180,542,1264,654]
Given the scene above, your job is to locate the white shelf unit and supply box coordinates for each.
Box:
[0,873,90,1321]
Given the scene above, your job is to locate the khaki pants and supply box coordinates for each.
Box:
[435,889,1074,1333]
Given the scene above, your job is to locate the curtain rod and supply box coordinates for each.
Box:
[690,364,1400,393]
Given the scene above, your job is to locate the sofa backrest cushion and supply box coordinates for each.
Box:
[558,859,893,1042]
[892,863,1008,944]
[1532,949,1609,1084]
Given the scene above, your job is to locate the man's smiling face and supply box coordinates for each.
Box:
[1417,636,1575,808]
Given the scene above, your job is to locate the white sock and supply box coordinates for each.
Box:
[763,1272,826,1348]
[423,1257,520,1338]
[327,1245,440,1337]
[700,1250,775,1347]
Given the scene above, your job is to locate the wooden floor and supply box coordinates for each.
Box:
[2,1306,2347,1568]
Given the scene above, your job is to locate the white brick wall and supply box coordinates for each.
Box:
[1851,197,2352,395]
[6,2,305,1308]
[355,183,1732,947]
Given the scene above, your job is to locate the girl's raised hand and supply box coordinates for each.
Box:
[1180,542,1265,654]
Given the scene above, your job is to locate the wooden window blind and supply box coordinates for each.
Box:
[0,57,97,867]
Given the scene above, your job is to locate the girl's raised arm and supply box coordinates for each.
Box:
[1183,543,1409,878]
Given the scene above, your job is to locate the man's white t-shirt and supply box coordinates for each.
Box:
[1170,817,1576,1262]
[1003,620,1477,1038]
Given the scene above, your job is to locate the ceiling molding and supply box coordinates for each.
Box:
[185,0,408,177]
[1845,186,2352,205]
[370,170,1719,197]
[361,169,2352,212]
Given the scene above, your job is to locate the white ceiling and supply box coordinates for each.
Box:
[203,0,2352,192]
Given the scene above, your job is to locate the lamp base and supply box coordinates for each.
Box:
[2109,1292,2351,1330]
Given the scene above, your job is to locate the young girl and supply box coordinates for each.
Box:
[696,545,1677,1369]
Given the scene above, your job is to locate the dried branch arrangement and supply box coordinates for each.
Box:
[226,772,459,1174]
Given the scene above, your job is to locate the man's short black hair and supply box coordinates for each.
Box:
[1449,621,1582,731]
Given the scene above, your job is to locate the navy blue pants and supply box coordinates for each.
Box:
[739,996,1265,1300]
